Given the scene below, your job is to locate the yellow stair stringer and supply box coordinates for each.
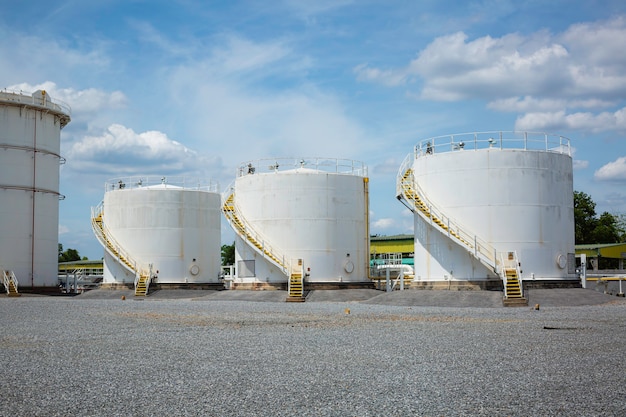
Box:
[222,191,290,275]
[397,167,498,274]
[91,202,153,296]
[501,252,528,306]
[134,273,150,297]
[286,260,305,302]
[2,270,21,297]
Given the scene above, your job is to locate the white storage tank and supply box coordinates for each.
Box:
[93,177,222,285]
[397,132,575,283]
[224,158,369,286]
[0,90,70,290]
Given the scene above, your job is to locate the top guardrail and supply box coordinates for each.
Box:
[0,89,72,118]
[105,176,219,193]
[414,131,571,157]
[237,157,368,177]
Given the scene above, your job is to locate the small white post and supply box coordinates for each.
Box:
[386,268,391,292]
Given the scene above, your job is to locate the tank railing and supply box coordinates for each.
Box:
[91,202,139,276]
[0,89,72,116]
[414,131,571,157]
[237,157,368,177]
[104,176,219,193]
[221,184,290,275]
[396,156,498,272]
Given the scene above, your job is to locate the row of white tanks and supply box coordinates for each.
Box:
[98,135,575,287]
[0,90,577,289]
[97,159,369,285]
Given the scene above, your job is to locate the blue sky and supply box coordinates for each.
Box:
[2,1,626,260]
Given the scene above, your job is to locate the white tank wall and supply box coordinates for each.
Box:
[102,185,222,284]
[0,91,69,288]
[234,167,368,283]
[411,148,574,281]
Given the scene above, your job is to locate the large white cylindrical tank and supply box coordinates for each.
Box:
[230,158,369,283]
[99,177,221,284]
[0,90,70,290]
[400,132,575,282]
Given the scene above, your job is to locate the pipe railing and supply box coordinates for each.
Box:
[236,157,368,178]
[104,176,219,193]
[221,183,290,276]
[91,202,138,275]
[396,158,498,271]
[0,89,71,120]
[414,131,571,157]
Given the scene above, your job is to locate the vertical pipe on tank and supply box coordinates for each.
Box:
[31,110,37,288]
[364,177,370,279]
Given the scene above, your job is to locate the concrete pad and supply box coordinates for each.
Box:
[306,289,382,303]
[145,289,217,300]
[525,288,624,307]
[195,290,289,302]
[75,289,134,299]
[363,289,504,308]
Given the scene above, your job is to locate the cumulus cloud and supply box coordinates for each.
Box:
[372,218,396,229]
[514,107,626,132]
[595,156,626,181]
[67,124,221,176]
[7,81,127,115]
[355,16,626,134]
[488,96,616,113]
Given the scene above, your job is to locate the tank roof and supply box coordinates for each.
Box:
[0,89,71,128]
[412,131,571,158]
[104,176,219,193]
[237,157,367,178]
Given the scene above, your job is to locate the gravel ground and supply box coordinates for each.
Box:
[1,294,625,416]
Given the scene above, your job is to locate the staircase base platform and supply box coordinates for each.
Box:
[503,297,529,307]
[7,293,21,297]
[409,280,503,291]
[286,296,306,303]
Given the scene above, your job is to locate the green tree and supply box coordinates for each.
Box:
[58,246,82,262]
[574,191,624,244]
[592,212,622,244]
[574,191,597,244]
[221,242,235,266]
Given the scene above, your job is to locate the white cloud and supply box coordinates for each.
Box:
[595,156,626,181]
[355,16,626,135]
[58,224,69,235]
[488,96,616,113]
[514,107,626,132]
[7,81,127,117]
[0,33,110,86]
[372,218,396,229]
[354,64,409,87]
[573,160,589,170]
[166,43,371,163]
[67,124,221,176]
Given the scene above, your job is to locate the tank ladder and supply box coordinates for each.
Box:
[222,189,306,302]
[287,259,305,302]
[397,167,498,272]
[91,202,152,296]
[501,252,528,306]
[2,270,20,297]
